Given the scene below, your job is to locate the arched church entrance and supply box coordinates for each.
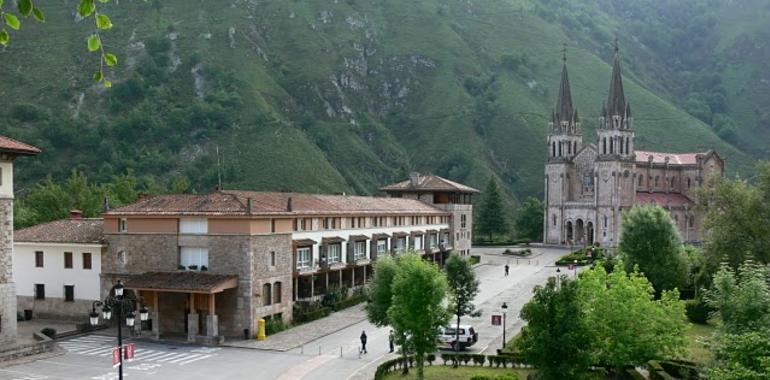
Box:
[586,222,594,245]
[576,219,585,245]
[565,221,573,243]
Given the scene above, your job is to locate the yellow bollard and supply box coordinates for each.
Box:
[257,318,267,341]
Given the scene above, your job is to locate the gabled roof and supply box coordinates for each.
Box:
[635,151,704,165]
[380,174,480,193]
[15,218,104,244]
[104,190,447,217]
[0,135,41,156]
[635,192,694,208]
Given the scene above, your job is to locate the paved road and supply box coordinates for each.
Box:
[0,246,569,380]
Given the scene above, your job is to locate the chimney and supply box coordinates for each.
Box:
[103,197,110,212]
[138,192,149,201]
[246,197,253,216]
[69,209,83,219]
[287,197,293,212]
[409,172,421,187]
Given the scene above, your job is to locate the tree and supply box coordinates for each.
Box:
[388,254,450,380]
[514,197,544,241]
[619,205,687,294]
[518,276,594,379]
[365,255,400,327]
[578,264,688,375]
[445,254,480,358]
[476,178,508,242]
[697,162,770,276]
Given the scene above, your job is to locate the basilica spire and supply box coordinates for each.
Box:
[555,43,576,123]
[606,38,626,117]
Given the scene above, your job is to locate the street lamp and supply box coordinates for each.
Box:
[573,259,578,278]
[88,280,146,380]
[556,267,562,290]
[501,302,508,349]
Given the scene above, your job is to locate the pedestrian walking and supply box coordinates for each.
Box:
[388,330,395,353]
[504,264,509,276]
[360,330,368,354]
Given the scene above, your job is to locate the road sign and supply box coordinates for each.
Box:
[125,343,136,361]
[112,347,121,368]
[491,314,502,326]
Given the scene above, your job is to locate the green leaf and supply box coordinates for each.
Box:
[4,13,20,30]
[98,0,111,3]
[0,1,4,10]
[87,34,100,52]
[95,14,112,30]
[17,0,32,16]
[103,79,112,88]
[32,7,45,22]
[103,52,118,66]
[78,0,95,17]
[93,70,103,82]
[0,29,8,46]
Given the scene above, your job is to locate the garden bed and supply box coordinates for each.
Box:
[380,366,531,380]
[502,248,532,257]
[555,245,605,266]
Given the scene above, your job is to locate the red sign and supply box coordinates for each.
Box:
[112,347,121,367]
[491,314,502,326]
[124,343,136,361]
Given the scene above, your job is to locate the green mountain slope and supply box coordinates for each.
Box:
[0,0,760,210]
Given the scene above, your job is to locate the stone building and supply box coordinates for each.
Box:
[99,174,473,343]
[543,45,724,247]
[0,136,41,347]
[13,210,105,320]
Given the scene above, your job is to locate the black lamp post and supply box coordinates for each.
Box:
[556,267,562,290]
[501,302,508,349]
[88,280,149,380]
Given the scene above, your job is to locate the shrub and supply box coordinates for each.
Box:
[469,255,481,265]
[177,265,186,270]
[200,265,208,271]
[40,328,57,339]
[441,353,455,365]
[472,354,486,366]
[684,299,713,324]
[426,353,435,366]
[265,317,288,335]
[187,265,198,270]
[470,376,491,380]
[495,375,519,380]
[555,245,605,266]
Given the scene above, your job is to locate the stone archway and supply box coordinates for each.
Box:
[565,221,573,243]
[586,222,594,245]
[576,219,585,244]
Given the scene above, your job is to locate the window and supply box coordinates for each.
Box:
[270,251,276,267]
[354,241,366,260]
[413,235,423,250]
[117,250,127,266]
[263,283,272,306]
[655,176,659,187]
[552,214,557,226]
[429,234,438,248]
[271,219,277,233]
[603,216,608,228]
[602,138,607,154]
[395,238,406,253]
[82,252,92,269]
[35,251,44,268]
[460,214,467,229]
[179,218,208,234]
[273,282,282,304]
[297,247,311,268]
[327,244,341,264]
[638,174,643,187]
[552,141,556,157]
[118,218,127,233]
[689,216,695,228]
[377,240,387,255]
[35,284,45,300]
[64,285,75,302]
[687,178,691,189]
[323,217,338,230]
[180,247,209,268]
[64,252,73,269]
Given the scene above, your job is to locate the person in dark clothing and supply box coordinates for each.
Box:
[388,330,395,353]
[360,330,368,354]
[504,264,509,276]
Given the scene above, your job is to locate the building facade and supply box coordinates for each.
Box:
[13,211,104,320]
[0,136,40,347]
[543,46,724,247]
[99,179,467,343]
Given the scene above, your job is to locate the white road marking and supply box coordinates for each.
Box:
[156,353,188,362]
[177,354,212,365]
[168,354,201,364]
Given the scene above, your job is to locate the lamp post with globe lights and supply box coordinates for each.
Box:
[501,302,508,349]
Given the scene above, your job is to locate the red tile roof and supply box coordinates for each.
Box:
[635,151,702,165]
[0,136,41,156]
[380,174,480,193]
[15,218,104,244]
[104,190,448,217]
[635,192,694,207]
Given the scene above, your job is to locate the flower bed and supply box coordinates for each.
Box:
[555,245,605,266]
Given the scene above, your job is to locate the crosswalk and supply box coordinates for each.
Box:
[59,335,219,366]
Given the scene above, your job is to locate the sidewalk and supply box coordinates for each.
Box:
[16,319,80,345]
[223,304,368,351]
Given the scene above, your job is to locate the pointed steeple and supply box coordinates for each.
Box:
[606,38,626,117]
[555,43,574,123]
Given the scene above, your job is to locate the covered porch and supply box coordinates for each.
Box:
[293,264,371,302]
[123,271,238,345]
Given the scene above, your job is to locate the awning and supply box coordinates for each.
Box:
[391,232,408,238]
[372,233,390,240]
[293,238,317,247]
[410,230,425,236]
[322,236,346,244]
[120,272,238,294]
[348,234,370,241]
[425,229,438,234]
[439,228,450,233]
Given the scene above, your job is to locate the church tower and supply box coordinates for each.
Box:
[594,41,636,246]
[544,48,581,244]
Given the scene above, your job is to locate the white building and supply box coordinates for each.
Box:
[14,211,104,320]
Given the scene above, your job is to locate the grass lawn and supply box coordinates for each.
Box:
[381,366,533,380]
[684,322,715,364]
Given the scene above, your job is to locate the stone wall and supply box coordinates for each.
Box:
[0,197,16,345]
[251,234,293,325]
[17,296,93,321]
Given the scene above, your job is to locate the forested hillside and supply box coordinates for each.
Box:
[1,0,766,227]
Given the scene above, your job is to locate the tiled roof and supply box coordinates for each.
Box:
[0,135,41,156]
[104,190,447,217]
[121,272,238,293]
[635,192,694,207]
[380,174,480,193]
[15,218,104,244]
[635,151,702,165]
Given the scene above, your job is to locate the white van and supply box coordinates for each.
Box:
[438,325,478,350]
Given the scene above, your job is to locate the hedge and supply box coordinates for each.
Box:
[293,306,331,324]
[331,293,366,312]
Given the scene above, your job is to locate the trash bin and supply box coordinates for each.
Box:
[24,309,33,321]
[243,329,250,340]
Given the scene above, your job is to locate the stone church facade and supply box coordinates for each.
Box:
[543,45,724,247]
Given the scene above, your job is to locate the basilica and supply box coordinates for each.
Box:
[543,44,724,247]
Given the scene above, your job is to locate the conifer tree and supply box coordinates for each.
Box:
[476,178,508,242]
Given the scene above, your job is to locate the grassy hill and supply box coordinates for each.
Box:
[0,0,763,217]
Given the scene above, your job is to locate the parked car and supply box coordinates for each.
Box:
[438,325,478,350]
